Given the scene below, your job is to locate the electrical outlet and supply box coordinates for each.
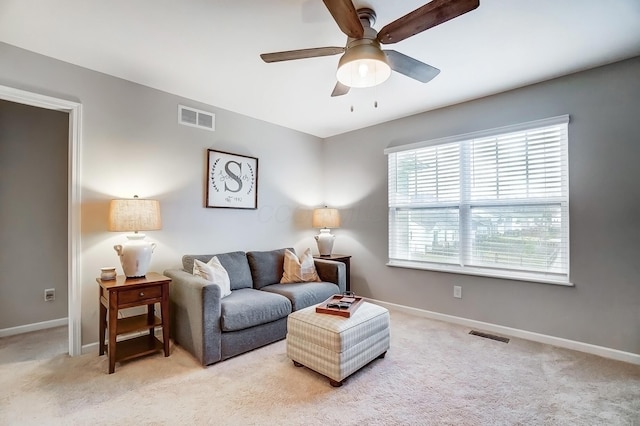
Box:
[453,285,462,299]
[44,288,55,302]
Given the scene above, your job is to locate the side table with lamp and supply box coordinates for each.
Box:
[312,206,352,292]
[98,195,170,374]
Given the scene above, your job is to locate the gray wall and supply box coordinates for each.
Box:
[0,42,325,345]
[324,56,640,355]
[0,100,69,328]
[2,40,638,355]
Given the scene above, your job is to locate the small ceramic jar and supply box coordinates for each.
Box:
[100,267,117,281]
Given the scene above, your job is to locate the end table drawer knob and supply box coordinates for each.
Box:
[140,292,144,296]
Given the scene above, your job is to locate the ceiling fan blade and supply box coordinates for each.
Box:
[322,0,364,39]
[384,50,440,83]
[378,0,480,45]
[331,81,350,97]
[260,46,344,63]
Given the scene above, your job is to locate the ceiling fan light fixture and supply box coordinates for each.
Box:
[336,43,391,88]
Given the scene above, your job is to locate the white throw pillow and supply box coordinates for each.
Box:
[281,248,321,283]
[193,257,232,297]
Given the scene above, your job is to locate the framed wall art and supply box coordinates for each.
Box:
[206,149,258,209]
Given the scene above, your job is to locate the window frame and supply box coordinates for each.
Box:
[385,115,572,286]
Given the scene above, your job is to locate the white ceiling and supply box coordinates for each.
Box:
[1,0,640,138]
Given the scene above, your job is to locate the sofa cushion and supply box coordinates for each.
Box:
[261,281,339,311]
[281,248,321,283]
[220,288,292,332]
[193,257,232,298]
[183,251,252,290]
[246,248,293,289]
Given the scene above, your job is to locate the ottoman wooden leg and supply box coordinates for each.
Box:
[293,360,303,367]
[378,351,387,359]
[329,379,343,387]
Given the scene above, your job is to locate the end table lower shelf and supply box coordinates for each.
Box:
[109,335,164,364]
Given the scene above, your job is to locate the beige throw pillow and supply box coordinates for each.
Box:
[281,248,321,283]
[193,256,232,297]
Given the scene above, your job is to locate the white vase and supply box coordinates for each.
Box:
[114,234,156,278]
[315,228,336,256]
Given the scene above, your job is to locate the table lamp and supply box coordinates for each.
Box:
[312,207,340,256]
[108,195,162,278]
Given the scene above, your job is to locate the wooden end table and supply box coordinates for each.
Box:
[314,254,351,292]
[98,272,171,374]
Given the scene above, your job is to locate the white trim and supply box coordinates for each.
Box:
[369,298,640,366]
[386,260,574,286]
[0,85,82,356]
[384,114,570,154]
[82,342,99,355]
[0,318,68,338]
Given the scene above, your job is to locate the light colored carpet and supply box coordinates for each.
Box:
[1,311,639,425]
[0,325,68,363]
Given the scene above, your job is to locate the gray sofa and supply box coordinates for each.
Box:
[163,248,346,366]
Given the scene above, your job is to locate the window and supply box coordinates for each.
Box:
[386,116,570,285]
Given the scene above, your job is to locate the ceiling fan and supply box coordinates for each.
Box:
[260,0,480,97]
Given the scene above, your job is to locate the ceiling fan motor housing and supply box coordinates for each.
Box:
[357,7,377,27]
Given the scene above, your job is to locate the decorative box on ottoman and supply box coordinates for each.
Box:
[286,301,390,387]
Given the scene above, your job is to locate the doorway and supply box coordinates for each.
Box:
[0,85,81,356]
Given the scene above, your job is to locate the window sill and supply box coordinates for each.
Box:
[386,260,574,287]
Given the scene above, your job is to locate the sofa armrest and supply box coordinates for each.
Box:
[163,268,223,366]
[313,259,346,294]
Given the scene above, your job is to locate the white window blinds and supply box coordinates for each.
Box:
[387,115,570,284]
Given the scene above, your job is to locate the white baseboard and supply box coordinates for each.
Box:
[368,298,640,366]
[82,342,98,355]
[0,317,68,338]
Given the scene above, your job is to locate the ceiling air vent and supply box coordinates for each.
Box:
[178,105,215,131]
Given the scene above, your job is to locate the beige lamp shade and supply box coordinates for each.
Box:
[109,197,162,232]
[108,196,161,278]
[312,208,340,229]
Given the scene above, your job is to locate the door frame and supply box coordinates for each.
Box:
[0,85,82,356]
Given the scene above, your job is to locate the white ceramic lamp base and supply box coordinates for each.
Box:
[315,228,336,256]
[114,234,157,278]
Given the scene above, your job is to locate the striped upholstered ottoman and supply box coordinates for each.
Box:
[286,301,390,387]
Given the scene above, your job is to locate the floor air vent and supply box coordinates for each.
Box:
[469,330,510,343]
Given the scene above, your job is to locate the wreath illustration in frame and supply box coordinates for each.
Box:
[206,149,258,209]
